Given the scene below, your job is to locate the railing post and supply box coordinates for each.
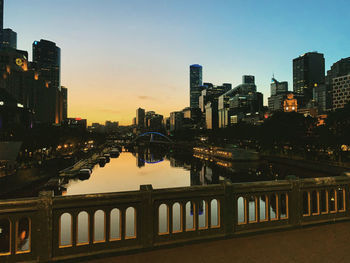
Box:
[140,185,154,249]
[37,190,54,262]
[287,177,302,227]
[221,180,234,237]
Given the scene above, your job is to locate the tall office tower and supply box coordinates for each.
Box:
[2,28,16,48]
[189,64,203,108]
[0,0,3,33]
[326,57,350,110]
[32,39,61,90]
[293,52,325,104]
[136,107,145,128]
[32,39,61,124]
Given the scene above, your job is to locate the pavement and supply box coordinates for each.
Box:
[83,221,350,263]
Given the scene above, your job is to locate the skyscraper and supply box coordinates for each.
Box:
[0,0,3,31]
[32,39,61,90]
[32,40,62,124]
[189,64,203,109]
[1,28,16,49]
[293,52,325,104]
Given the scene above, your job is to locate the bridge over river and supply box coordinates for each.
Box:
[1,174,350,262]
[85,220,350,263]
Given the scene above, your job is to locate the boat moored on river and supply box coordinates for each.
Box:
[193,146,260,161]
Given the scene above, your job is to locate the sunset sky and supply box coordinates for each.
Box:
[6,0,350,125]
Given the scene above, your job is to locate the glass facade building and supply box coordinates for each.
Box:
[293,52,325,104]
[189,64,203,109]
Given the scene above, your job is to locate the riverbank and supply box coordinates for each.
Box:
[262,154,350,176]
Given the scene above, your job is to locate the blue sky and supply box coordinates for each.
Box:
[5,0,350,124]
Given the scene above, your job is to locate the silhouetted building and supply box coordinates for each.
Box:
[1,28,16,49]
[63,118,87,130]
[242,75,255,84]
[189,64,203,109]
[332,74,350,109]
[136,107,145,128]
[326,57,350,110]
[268,78,289,112]
[293,52,325,104]
[170,111,183,132]
[33,39,61,89]
[60,86,68,120]
[313,83,327,112]
[218,76,263,127]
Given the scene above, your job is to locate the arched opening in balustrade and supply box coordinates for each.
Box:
[59,213,72,248]
[302,191,310,216]
[94,210,106,243]
[77,211,89,245]
[172,203,182,233]
[311,191,319,215]
[320,189,328,214]
[158,204,169,235]
[237,196,246,224]
[337,187,346,212]
[269,194,278,220]
[125,207,136,239]
[329,189,337,213]
[259,195,268,222]
[110,208,121,241]
[16,217,30,253]
[210,199,220,228]
[248,196,257,223]
[280,193,289,219]
[0,219,11,255]
[185,201,195,231]
[198,200,208,229]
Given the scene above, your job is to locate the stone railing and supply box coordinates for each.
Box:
[0,175,350,262]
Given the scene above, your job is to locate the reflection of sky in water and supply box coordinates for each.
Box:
[65,152,191,196]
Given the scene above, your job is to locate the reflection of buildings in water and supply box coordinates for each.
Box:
[170,157,185,168]
[200,165,213,185]
[136,157,145,168]
[189,201,204,216]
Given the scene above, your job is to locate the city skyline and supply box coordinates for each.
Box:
[5,0,350,125]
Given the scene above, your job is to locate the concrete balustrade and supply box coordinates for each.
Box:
[0,175,350,262]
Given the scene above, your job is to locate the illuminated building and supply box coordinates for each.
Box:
[326,57,350,110]
[332,74,350,109]
[312,83,327,113]
[32,40,61,90]
[293,52,325,104]
[189,64,203,109]
[283,93,298,112]
[0,89,33,137]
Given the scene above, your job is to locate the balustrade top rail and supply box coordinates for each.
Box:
[0,175,350,263]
